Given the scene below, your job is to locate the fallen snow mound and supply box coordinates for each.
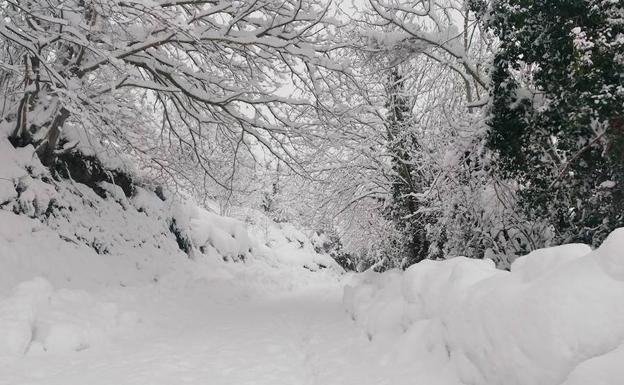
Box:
[344,230,624,385]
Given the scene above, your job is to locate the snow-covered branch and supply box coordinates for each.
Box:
[0,0,347,186]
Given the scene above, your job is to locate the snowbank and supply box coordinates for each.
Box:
[344,232,624,385]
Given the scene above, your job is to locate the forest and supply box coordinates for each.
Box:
[0,1,623,384]
[1,0,622,269]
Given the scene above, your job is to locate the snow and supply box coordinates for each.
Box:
[0,278,53,355]
[344,232,624,385]
[0,128,341,356]
[511,243,592,282]
[562,343,624,385]
[1,129,623,384]
[0,281,447,385]
[599,180,616,189]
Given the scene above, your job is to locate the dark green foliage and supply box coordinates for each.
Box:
[53,148,136,198]
[313,229,355,271]
[485,0,624,246]
[384,70,430,267]
[168,218,193,256]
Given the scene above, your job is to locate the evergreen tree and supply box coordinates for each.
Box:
[384,70,430,267]
[484,0,624,246]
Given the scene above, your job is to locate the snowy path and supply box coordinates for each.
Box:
[0,282,426,385]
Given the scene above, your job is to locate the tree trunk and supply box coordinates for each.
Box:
[37,108,70,166]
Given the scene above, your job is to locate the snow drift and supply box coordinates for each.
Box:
[344,232,624,385]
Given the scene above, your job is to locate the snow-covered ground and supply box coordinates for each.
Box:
[1,131,624,385]
[0,277,440,385]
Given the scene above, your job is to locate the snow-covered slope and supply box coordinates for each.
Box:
[344,232,624,385]
[0,132,340,356]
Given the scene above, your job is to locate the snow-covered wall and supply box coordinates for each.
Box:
[344,232,624,385]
